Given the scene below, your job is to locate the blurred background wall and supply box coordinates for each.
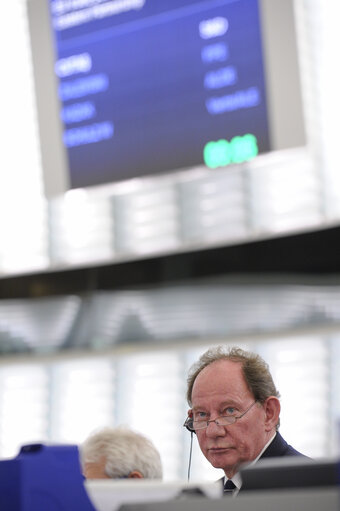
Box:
[0,0,340,481]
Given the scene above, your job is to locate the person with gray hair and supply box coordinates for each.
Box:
[81,426,163,480]
[184,346,306,495]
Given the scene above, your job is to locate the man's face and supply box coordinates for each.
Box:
[190,359,274,478]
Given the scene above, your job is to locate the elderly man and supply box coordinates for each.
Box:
[184,346,306,494]
[81,426,163,480]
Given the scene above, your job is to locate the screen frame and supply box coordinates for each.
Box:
[27,0,306,198]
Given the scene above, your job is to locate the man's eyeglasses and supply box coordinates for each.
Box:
[183,401,257,431]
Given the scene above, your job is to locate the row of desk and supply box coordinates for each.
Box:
[0,444,338,510]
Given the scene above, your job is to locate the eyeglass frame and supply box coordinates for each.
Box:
[183,400,258,432]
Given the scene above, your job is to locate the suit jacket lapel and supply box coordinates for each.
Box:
[260,432,289,459]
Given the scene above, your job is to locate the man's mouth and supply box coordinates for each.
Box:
[208,447,233,452]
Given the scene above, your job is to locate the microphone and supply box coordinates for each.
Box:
[187,431,194,481]
[183,414,195,481]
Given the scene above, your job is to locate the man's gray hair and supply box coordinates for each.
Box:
[187,345,280,410]
[80,426,163,479]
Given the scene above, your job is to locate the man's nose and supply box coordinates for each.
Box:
[205,418,226,437]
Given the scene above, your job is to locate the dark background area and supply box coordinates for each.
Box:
[1,225,340,299]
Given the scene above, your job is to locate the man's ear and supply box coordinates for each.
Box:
[128,471,144,479]
[263,396,281,431]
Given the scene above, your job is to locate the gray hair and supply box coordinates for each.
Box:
[80,426,163,479]
[187,346,280,426]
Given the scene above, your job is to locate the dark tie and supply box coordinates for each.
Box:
[224,479,236,496]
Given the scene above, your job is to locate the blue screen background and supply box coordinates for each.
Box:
[50,0,270,188]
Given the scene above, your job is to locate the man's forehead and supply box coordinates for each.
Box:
[195,359,243,383]
[191,359,250,399]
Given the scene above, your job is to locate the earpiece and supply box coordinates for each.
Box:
[183,416,196,434]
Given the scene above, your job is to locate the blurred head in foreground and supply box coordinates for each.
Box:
[81,426,163,480]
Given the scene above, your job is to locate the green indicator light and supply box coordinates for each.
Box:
[204,134,259,168]
[233,133,258,162]
[204,139,232,168]
[230,135,244,163]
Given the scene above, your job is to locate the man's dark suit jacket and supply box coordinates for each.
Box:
[259,432,305,459]
[220,432,306,493]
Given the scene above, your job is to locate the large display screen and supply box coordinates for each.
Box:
[28,0,305,195]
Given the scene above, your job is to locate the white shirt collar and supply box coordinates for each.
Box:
[249,431,277,467]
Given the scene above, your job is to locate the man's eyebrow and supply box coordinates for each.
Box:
[192,400,241,411]
[220,401,242,408]
[191,405,208,411]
